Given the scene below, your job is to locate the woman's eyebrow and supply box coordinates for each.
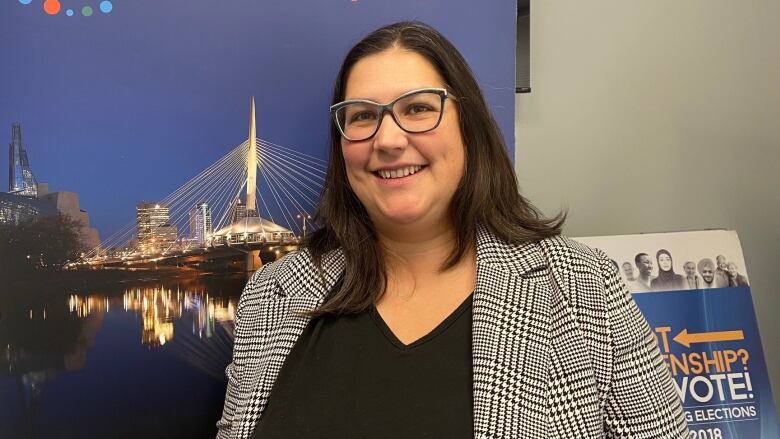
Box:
[342,87,437,103]
[342,96,380,102]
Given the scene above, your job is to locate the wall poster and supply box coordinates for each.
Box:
[576,230,778,439]
[0,1,517,437]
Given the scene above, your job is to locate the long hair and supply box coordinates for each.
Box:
[302,21,564,316]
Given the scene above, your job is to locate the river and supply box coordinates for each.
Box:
[0,272,248,439]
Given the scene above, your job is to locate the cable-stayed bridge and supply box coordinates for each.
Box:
[83,98,326,271]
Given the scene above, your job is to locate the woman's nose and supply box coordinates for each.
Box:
[372,112,409,153]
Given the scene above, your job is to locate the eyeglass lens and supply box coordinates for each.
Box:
[335,91,443,141]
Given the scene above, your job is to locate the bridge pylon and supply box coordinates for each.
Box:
[246,97,262,272]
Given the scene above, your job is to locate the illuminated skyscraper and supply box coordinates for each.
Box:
[137,203,169,240]
[136,202,176,252]
[189,202,212,246]
[231,199,248,222]
[8,122,38,196]
[0,192,57,225]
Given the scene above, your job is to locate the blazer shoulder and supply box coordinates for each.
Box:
[241,250,308,301]
[538,234,613,273]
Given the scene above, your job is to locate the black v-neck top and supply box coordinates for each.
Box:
[250,293,474,438]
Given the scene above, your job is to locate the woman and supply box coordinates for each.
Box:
[651,249,687,291]
[726,262,749,286]
[217,21,688,438]
[683,260,703,289]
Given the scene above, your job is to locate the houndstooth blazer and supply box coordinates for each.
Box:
[216,225,689,438]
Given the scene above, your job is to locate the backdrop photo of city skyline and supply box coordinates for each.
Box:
[0,1,517,437]
[1,0,516,245]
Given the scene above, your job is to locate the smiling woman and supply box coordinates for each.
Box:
[340,50,466,233]
[217,21,690,439]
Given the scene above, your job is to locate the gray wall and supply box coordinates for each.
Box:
[515,0,780,409]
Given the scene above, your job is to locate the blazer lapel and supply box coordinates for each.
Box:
[472,225,552,438]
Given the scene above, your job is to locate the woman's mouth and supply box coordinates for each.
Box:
[373,165,428,180]
[372,165,428,187]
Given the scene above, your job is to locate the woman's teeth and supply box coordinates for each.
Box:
[377,165,424,179]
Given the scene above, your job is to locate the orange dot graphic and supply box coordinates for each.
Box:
[43,0,61,15]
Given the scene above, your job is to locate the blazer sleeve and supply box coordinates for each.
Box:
[216,265,268,439]
[597,251,690,438]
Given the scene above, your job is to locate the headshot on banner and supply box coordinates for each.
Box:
[618,249,750,293]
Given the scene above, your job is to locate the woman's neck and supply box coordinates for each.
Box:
[375,222,476,303]
[377,219,472,279]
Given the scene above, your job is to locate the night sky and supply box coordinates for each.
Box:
[0,0,516,239]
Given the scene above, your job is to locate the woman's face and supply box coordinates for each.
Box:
[658,253,673,271]
[340,47,465,231]
[621,262,634,278]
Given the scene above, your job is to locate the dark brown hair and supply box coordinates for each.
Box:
[302,21,564,316]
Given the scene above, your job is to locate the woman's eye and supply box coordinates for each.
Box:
[350,111,376,122]
[407,104,432,114]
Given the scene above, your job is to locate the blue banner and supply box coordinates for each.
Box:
[575,230,779,438]
[635,287,778,438]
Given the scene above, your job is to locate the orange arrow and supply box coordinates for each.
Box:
[673,328,745,348]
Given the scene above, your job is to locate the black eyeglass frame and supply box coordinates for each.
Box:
[330,87,455,142]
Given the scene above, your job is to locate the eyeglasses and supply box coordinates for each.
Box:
[330,88,454,142]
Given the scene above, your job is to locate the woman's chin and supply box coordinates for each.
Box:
[374,207,430,227]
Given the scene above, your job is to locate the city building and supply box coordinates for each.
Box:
[2,121,54,224]
[39,191,101,249]
[136,202,170,241]
[152,224,178,252]
[231,199,248,222]
[8,122,38,197]
[136,202,177,253]
[189,202,212,247]
[0,192,57,225]
[36,182,49,196]
[3,123,101,250]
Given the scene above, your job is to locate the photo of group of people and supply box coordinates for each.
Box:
[615,250,749,293]
[574,229,751,294]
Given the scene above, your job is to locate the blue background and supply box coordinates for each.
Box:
[0,0,517,239]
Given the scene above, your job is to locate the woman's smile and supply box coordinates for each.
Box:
[373,165,429,186]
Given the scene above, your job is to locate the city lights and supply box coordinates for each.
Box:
[75,99,323,270]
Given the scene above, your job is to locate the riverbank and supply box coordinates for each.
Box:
[2,268,251,297]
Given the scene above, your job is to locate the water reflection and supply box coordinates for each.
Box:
[67,294,109,318]
[0,273,246,438]
[118,288,236,346]
[63,287,237,348]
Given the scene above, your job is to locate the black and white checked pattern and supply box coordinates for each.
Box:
[216,225,689,438]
